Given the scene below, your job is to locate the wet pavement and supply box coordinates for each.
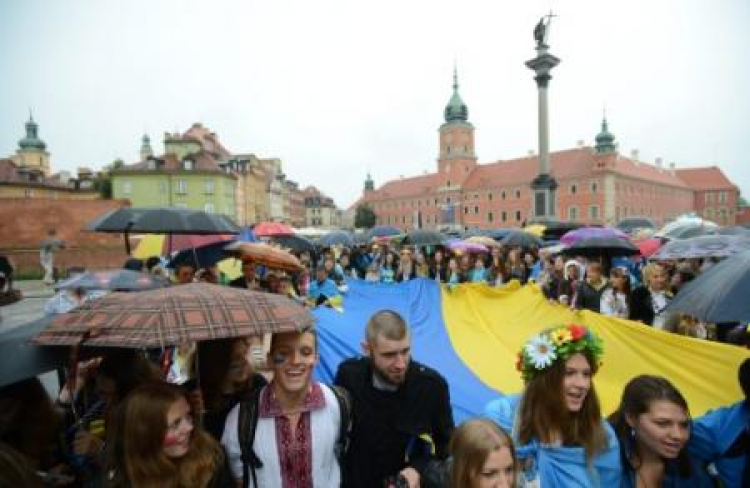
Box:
[0,280,54,331]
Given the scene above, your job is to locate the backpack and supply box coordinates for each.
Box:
[237,384,352,488]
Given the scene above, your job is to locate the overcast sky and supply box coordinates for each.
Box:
[2,0,748,209]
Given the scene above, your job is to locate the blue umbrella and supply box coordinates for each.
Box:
[366,225,402,239]
[318,230,355,248]
[666,250,750,323]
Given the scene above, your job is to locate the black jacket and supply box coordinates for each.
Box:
[574,280,609,313]
[334,357,454,488]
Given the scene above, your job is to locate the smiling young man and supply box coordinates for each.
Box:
[334,310,454,488]
[222,328,347,488]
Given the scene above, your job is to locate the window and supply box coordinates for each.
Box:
[589,205,599,219]
[176,180,187,195]
[515,210,522,222]
[705,193,713,204]
[446,181,451,187]
[159,181,167,193]
[204,179,214,194]
[122,181,132,195]
[568,206,579,221]
[147,160,156,170]
[501,190,506,200]
[446,197,451,204]
[488,212,494,222]
[464,207,469,214]
[204,203,215,213]
[719,191,727,204]
[515,189,521,199]
[704,207,714,219]
[474,193,479,200]
[488,192,493,201]
[183,160,194,170]
[474,206,479,214]
[501,211,507,222]
[590,181,598,193]
[570,184,578,195]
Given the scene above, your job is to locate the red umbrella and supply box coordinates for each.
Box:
[635,238,663,258]
[253,222,295,237]
[33,283,313,348]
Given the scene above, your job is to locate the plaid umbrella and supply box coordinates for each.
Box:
[253,222,295,237]
[33,283,314,348]
[225,242,304,272]
[56,269,170,291]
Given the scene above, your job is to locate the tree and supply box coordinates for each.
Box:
[354,203,377,229]
[739,196,748,207]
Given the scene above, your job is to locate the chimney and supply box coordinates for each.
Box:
[527,149,535,157]
[655,157,663,169]
[577,140,585,148]
[669,162,676,175]
[630,149,640,162]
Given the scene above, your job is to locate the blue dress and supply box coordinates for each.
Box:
[484,394,622,487]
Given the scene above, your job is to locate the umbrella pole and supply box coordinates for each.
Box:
[124,231,131,255]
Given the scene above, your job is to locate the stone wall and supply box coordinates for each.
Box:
[0,198,132,276]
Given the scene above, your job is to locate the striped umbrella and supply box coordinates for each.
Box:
[33,283,314,348]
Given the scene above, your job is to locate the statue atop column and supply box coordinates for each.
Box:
[533,12,556,49]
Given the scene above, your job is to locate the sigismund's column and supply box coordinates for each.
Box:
[526,15,560,219]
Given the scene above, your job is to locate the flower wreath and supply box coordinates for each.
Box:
[516,323,604,382]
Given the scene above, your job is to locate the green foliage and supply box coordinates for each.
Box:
[354,203,377,229]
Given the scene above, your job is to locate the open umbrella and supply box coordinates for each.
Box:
[33,283,314,348]
[168,240,235,269]
[317,230,355,248]
[0,316,67,387]
[253,222,295,237]
[501,230,544,248]
[461,228,491,238]
[86,207,240,253]
[634,238,663,258]
[560,227,628,246]
[465,236,501,248]
[225,242,304,272]
[665,250,750,323]
[402,230,448,246]
[366,225,402,239]
[655,218,719,240]
[716,226,750,236]
[650,235,750,261]
[563,237,639,257]
[56,269,169,291]
[448,241,489,254]
[132,234,235,258]
[270,234,316,254]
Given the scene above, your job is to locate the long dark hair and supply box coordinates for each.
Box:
[518,352,607,462]
[608,375,692,478]
[196,338,254,411]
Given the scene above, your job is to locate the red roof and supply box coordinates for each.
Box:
[364,172,441,200]
[116,151,230,175]
[676,166,737,190]
[183,123,231,159]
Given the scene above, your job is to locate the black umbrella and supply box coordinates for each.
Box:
[666,250,750,323]
[402,230,448,246]
[366,225,402,239]
[461,228,491,238]
[563,237,639,257]
[270,234,316,254]
[317,231,355,248]
[501,230,544,248]
[0,317,67,387]
[56,269,169,292]
[168,240,232,269]
[86,207,241,253]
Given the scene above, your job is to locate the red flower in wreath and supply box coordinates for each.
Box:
[568,323,586,340]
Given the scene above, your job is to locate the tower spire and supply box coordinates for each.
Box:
[444,66,468,123]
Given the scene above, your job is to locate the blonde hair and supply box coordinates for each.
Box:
[642,263,666,288]
[450,419,517,488]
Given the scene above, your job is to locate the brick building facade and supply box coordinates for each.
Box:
[357,74,738,230]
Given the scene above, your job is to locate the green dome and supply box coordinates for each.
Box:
[444,69,469,123]
[18,117,46,151]
[595,118,616,154]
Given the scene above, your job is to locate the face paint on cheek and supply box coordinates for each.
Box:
[271,353,287,365]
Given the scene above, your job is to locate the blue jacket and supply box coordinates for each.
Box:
[484,394,622,487]
[308,278,340,301]
[689,400,748,488]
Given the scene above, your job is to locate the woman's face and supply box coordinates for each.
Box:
[554,257,565,271]
[449,258,459,271]
[163,397,194,458]
[562,353,592,413]
[524,253,534,265]
[650,268,668,291]
[435,250,444,262]
[472,446,515,488]
[629,400,690,460]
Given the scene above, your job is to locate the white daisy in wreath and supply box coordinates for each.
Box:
[524,333,557,369]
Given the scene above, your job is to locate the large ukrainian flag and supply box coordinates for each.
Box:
[313,279,748,423]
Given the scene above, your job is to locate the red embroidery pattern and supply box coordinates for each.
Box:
[260,383,327,488]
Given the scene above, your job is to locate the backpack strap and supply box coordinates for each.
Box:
[237,386,264,488]
[328,384,353,464]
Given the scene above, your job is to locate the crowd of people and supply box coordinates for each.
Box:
[1,237,748,487]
